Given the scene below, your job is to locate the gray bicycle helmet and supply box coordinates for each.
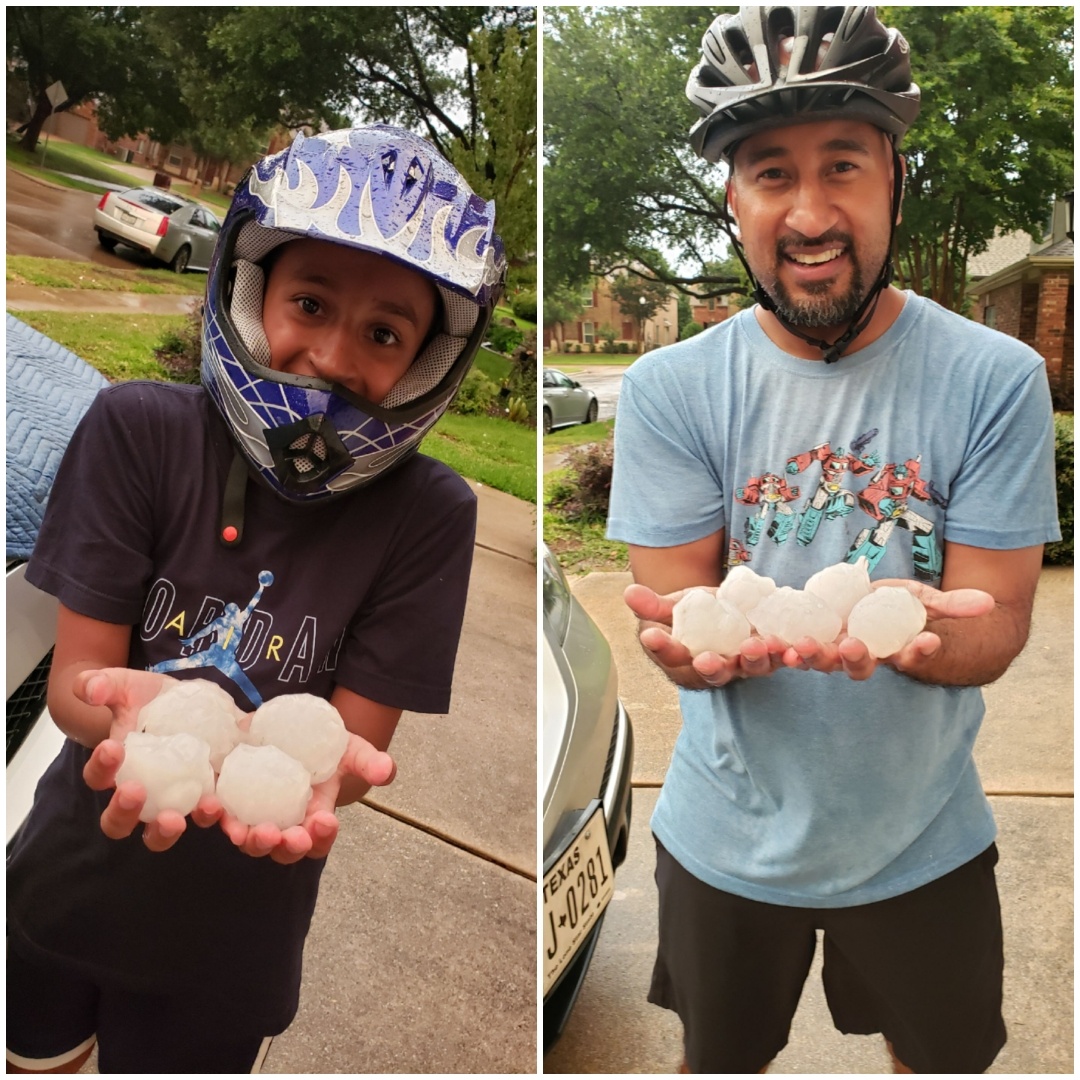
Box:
[687,6,921,163]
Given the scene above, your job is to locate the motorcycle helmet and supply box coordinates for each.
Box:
[687,6,921,163]
[201,125,506,503]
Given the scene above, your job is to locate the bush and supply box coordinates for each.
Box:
[680,320,704,340]
[487,323,524,354]
[511,290,537,323]
[1045,412,1073,564]
[616,341,629,354]
[450,367,499,416]
[501,332,537,422]
[548,435,614,522]
[154,303,204,384]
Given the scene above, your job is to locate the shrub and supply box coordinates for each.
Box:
[154,303,204,384]
[548,435,614,522]
[450,367,499,416]
[680,320,704,340]
[502,332,537,421]
[1044,412,1073,564]
[616,341,629,354]
[487,323,524,355]
[511,290,537,323]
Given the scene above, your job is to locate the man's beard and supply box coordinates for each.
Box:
[756,233,881,329]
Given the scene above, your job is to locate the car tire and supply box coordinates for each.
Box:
[585,399,598,425]
[96,232,117,252]
[543,408,552,436]
[169,245,191,274]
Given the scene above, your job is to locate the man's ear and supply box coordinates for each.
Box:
[726,181,740,230]
[895,152,908,226]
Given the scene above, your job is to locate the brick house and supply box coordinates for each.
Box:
[969,196,1073,409]
[690,292,741,329]
[544,277,680,354]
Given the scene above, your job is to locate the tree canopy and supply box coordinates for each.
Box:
[7,5,537,261]
[543,5,1074,312]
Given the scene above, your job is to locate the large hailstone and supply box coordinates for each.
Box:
[747,586,843,647]
[717,565,777,615]
[117,731,215,823]
[847,586,928,659]
[247,694,350,784]
[804,557,873,627]
[138,678,244,772]
[672,588,751,658]
[217,743,312,829]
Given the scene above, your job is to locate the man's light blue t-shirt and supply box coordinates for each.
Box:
[607,293,1060,908]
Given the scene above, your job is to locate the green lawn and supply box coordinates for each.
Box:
[422,412,537,503]
[7,255,205,294]
[473,346,513,384]
[543,470,626,572]
[543,419,613,450]
[8,310,184,381]
[494,304,537,332]
[547,355,636,368]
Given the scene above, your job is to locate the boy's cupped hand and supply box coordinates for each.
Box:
[220,732,396,865]
[75,668,225,852]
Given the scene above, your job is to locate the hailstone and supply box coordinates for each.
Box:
[247,694,350,783]
[672,588,751,658]
[217,743,312,829]
[138,678,244,772]
[804,557,873,626]
[117,731,215,823]
[717,565,777,615]
[748,586,843,647]
[847,586,928,659]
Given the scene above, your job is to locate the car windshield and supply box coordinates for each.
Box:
[125,189,186,216]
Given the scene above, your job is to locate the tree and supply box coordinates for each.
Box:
[544,6,1074,313]
[6,7,169,151]
[543,283,585,353]
[609,273,672,349]
[450,23,537,261]
[890,5,1074,311]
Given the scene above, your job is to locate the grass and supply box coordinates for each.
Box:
[495,304,537,332]
[7,255,205,295]
[473,346,513,384]
[543,419,613,450]
[9,310,185,382]
[422,412,537,503]
[543,470,627,573]
[547,355,636,368]
[8,135,233,213]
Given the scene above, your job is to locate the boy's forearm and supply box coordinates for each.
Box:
[47,659,116,747]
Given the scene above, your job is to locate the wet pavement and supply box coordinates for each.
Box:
[6,282,201,316]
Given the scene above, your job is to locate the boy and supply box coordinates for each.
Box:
[7,125,506,1073]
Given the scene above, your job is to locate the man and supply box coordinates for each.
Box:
[606,6,1060,1074]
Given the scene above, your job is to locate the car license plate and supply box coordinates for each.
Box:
[543,803,615,996]
[119,210,137,225]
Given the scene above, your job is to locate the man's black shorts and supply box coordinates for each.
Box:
[649,837,1006,1074]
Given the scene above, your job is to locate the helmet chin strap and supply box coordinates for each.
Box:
[722,149,904,363]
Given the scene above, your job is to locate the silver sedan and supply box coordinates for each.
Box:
[93,187,221,273]
[543,367,599,435]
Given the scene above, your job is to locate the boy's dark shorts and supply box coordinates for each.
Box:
[6,938,270,1073]
[650,836,1006,1074]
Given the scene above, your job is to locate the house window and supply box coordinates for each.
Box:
[583,321,595,345]
[581,288,594,308]
[984,305,997,329]
[707,297,716,310]
[621,320,634,339]
[167,152,182,169]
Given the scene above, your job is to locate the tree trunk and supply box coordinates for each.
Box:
[19,93,53,153]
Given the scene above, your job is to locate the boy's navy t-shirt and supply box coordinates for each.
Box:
[9,382,477,1030]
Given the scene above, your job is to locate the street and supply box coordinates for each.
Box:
[554,364,629,423]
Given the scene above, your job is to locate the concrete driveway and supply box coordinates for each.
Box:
[545,565,1073,1074]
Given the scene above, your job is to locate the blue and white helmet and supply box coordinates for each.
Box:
[201,125,506,501]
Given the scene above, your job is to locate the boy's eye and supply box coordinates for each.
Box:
[298,297,321,315]
[372,326,400,346]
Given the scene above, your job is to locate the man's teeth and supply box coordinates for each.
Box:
[789,249,844,265]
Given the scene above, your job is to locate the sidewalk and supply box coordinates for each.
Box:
[544,566,1073,1074]
[7,282,200,315]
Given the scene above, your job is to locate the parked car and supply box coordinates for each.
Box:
[543,367,598,436]
[93,187,221,272]
[7,314,108,845]
[542,544,633,1051]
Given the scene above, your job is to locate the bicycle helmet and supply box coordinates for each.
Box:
[201,125,506,506]
[687,6,920,163]
[685,7,920,362]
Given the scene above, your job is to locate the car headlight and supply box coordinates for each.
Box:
[542,545,572,645]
